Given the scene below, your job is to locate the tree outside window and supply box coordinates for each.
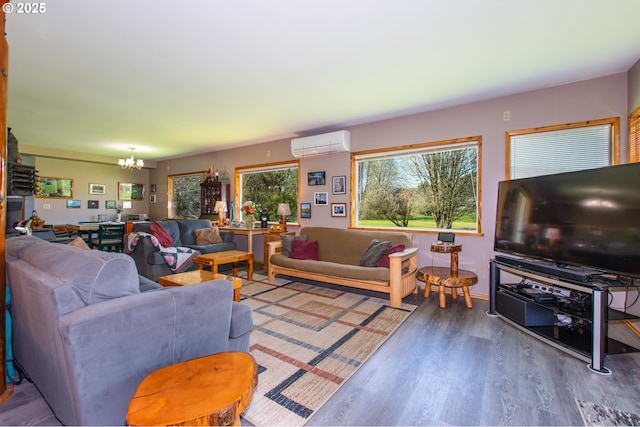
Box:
[168,172,204,218]
[237,162,299,222]
[354,137,480,233]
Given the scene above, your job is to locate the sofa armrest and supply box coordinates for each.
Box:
[388,247,419,307]
[266,239,283,279]
[126,233,174,280]
[57,281,247,425]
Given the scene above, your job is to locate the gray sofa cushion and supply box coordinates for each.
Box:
[177,219,216,246]
[7,236,139,306]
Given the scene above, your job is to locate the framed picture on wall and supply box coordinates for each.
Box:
[37,177,73,199]
[119,182,144,200]
[332,176,346,194]
[89,183,106,195]
[331,203,346,217]
[150,194,157,204]
[308,171,326,186]
[105,200,117,209]
[66,199,81,208]
[88,200,99,209]
[300,203,311,218]
[314,192,328,205]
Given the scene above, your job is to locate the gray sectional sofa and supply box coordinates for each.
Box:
[128,219,237,280]
[5,235,253,426]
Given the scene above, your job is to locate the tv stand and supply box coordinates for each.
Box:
[489,257,639,375]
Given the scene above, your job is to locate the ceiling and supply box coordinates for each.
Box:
[5,0,640,162]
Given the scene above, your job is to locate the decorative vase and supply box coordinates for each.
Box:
[245,214,255,228]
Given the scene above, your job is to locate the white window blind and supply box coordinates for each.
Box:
[510,124,611,179]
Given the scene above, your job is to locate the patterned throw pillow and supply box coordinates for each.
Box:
[194,226,223,244]
[290,239,319,260]
[150,221,173,247]
[359,239,392,267]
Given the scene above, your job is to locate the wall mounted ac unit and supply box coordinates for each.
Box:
[291,130,350,158]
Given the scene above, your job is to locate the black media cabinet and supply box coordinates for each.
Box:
[489,258,639,375]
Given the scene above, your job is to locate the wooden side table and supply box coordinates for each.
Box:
[193,250,254,281]
[158,270,243,302]
[126,352,258,426]
[416,243,477,309]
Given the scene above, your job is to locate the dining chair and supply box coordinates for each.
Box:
[91,223,125,252]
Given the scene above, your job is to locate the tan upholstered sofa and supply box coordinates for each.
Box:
[267,227,418,308]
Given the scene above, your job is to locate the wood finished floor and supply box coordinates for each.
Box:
[1,277,640,426]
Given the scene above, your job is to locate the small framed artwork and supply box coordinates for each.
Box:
[66,199,81,209]
[332,176,346,194]
[122,201,132,209]
[314,192,328,205]
[119,182,144,200]
[331,203,347,217]
[150,184,157,193]
[105,200,117,209]
[308,171,326,186]
[89,183,106,195]
[300,203,312,218]
[88,200,99,209]
[150,194,157,204]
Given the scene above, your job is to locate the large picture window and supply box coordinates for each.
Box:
[353,136,481,233]
[236,161,299,223]
[168,172,205,218]
[506,118,619,179]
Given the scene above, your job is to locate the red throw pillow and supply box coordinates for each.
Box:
[375,244,406,268]
[290,239,320,260]
[149,221,173,247]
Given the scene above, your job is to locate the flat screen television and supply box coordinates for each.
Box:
[494,162,640,279]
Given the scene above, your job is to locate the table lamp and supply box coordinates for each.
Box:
[277,203,291,231]
[214,201,227,226]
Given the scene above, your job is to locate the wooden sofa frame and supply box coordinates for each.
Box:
[266,239,418,308]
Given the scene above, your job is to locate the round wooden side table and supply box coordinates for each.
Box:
[126,352,258,426]
[416,243,477,309]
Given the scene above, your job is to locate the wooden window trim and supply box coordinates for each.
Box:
[629,106,640,163]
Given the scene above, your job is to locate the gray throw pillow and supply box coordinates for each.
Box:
[360,239,392,267]
[281,234,307,257]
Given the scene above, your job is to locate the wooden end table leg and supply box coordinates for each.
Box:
[439,285,446,308]
[424,283,432,298]
[462,286,473,309]
[451,287,458,300]
[247,255,253,281]
[195,262,204,270]
[232,262,238,277]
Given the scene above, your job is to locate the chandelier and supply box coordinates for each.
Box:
[118,147,144,170]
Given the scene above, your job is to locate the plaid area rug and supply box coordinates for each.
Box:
[576,399,640,426]
[238,273,417,426]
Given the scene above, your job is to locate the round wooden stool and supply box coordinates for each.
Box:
[126,352,258,426]
[416,266,477,309]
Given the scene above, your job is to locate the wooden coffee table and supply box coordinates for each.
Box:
[193,250,254,281]
[158,270,242,302]
[126,352,258,426]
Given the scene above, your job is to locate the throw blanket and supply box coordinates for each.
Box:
[126,232,200,273]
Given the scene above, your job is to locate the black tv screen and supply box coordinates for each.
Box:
[494,163,640,278]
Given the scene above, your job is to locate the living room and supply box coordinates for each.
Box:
[20,70,640,306]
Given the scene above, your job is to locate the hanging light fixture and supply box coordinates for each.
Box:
[118,147,144,170]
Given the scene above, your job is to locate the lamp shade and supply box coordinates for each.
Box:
[277,203,291,216]
[214,201,227,212]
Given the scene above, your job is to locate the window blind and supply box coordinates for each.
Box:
[629,110,639,163]
[510,124,611,179]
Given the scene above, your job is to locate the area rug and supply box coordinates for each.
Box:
[576,399,640,426]
[237,274,417,426]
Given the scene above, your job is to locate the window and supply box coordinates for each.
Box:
[629,107,640,163]
[168,172,205,218]
[353,136,481,233]
[236,161,299,223]
[506,118,620,180]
